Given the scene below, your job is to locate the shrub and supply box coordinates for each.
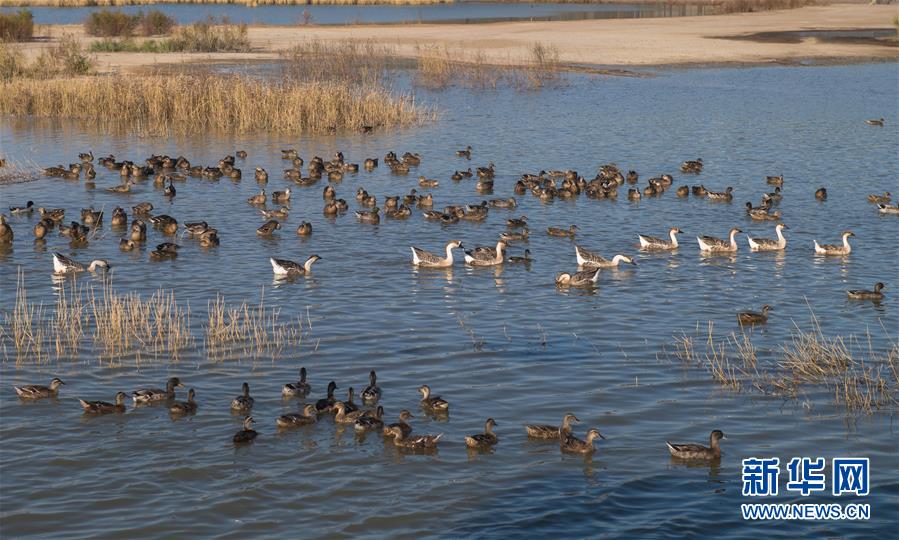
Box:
[84,10,140,38]
[165,20,251,53]
[139,10,176,37]
[0,9,33,42]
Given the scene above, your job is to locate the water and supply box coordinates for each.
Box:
[9,2,709,26]
[1,63,898,537]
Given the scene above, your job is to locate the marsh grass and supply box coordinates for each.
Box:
[0,35,91,80]
[205,292,307,360]
[414,42,561,91]
[0,9,33,42]
[280,40,406,86]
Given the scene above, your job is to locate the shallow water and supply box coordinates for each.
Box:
[1,63,898,537]
[10,2,708,26]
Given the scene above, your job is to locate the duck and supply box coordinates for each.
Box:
[465,418,498,449]
[765,175,784,186]
[52,253,109,274]
[464,241,506,266]
[867,192,892,204]
[745,201,781,221]
[865,118,885,126]
[0,215,12,243]
[276,404,318,428]
[199,229,220,247]
[575,246,637,268]
[355,207,380,224]
[675,186,689,197]
[169,388,198,415]
[132,202,153,215]
[691,185,707,197]
[638,227,681,250]
[269,188,290,203]
[456,145,472,159]
[9,200,33,214]
[79,392,127,414]
[418,176,439,188]
[747,223,788,251]
[560,428,605,454]
[149,215,178,235]
[14,377,65,399]
[333,401,367,424]
[555,269,601,288]
[526,413,579,439]
[230,382,254,412]
[39,207,65,222]
[383,410,414,438]
[132,377,184,404]
[386,425,441,450]
[814,231,854,256]
[107,180,134,193]
[547,225,579,238]
[361,370,381,404]
[130,219,147,241]
[666,430,725,460]
[260,207,290,220]
[81,208,103,226]
[256,220,281,236]
[411,240,463,268]
[364,158,378,169]
[706,187,734,201]
[163,180,176,198]
[233,416,258,444]
[508,249,533,264]
[283,367,311,396]
[294,221,313,236]
[270,254,321,276]
[697,228,741,253]
[877,203,899,215]
[315,381,339,413]
[499,229,529,242]
[78,150,93,162]
[738,305,772,325]
[33,218,54,240]
[254,168,268,183]
[762,187,782,204]
[184,221,209,235]
[247,189,266,205]
[355,406,385,432]
[847,282,885,301]
[419,385,449,412]
[489,198,517,209]
[149,244,179,260]
[108,207,127,227]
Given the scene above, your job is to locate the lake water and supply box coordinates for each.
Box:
[1,63,897,537]
[9,2,709,26]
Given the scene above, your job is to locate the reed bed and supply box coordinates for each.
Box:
[205,292,308,361]
[280,40,405,87]
[0,9,32,42]
[415,42,562,91]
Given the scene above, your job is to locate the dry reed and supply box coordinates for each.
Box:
[204,292,306,360]
[414,42,561,91]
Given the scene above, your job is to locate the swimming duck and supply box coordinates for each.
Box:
[248,190,266,206]
[364,158,378,169]
[78,151,93,162]
[500,229,529,242]
[465,418,499,449]
[132,377,184,404]
[184,221,209,235]
[674,186,688,197]
[163,180,176,198]
[149,215,178,235]
[505,217,528,229]
[813,231,854,256]
[681,158,703,173]
[39,207,65,222]
[256,220,281,236]
[555,269,601,288]
[738,305,772,325]
[865,118,885,126]
[81,208,103,226]
[260,207,290,220]
[149,243,180,260]
[52,253,109,274]
[638,228,681,250]
[411,240,463,268]
[526,413,579,439]
[199,229,220,247]
[293,221,312,237]
[867,192,891,204]
[560,428,605,454]
[33,218,53,240]
[330,401,365,424]
[107,180,134,194]
[281,367,312,397]
[14,377,65,399]
[464,241,506,266]
[356,207,380,224]
[418,176,439,188]
[386,425,442,450]
[79,392,127,414]
[361,370,382,404]
[282,149,298,160]
[130,219,147,241]
[355,406,385,432]
[847,282,885,301]
[110,207,127,227]
[270,254,321,276]
[9,200,33,214]
[456,146,472,159]
[276,404,318,428]
[231,382,254,412]
[547,225,579,238]
[747,223,788,251]
[132,202,153,215]
[762,187,782,204]
[315,381,339,413]
[765,175,784,186]
[575,246,637,268]
[692,185,707,197]
[272,188,291,203]
[170,388,198,415]
[419,385,449,412]
[666,430,725,460]
[254,168,268,183]
[386,205,413,219]
[745,202,781,221]
[697,228,741,253]
[706,187,734,201]
[0,215,12,243]
[233,416,258,444]
[508,249,533,264]
[877,203,899,214]
[383,410,414,438]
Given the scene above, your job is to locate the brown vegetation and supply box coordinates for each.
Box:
[0,9,32,42]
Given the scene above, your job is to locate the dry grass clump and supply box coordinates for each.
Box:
[165,19,250,52]
[0,9,32,42]
[84,9,175,38]
[0,73,425,134]
[0,36,91,80]
[415,42,561,91]
[205,292,308,360]
[280,40,405,86]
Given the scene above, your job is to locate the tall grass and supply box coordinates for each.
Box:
[280,40,404,86]
[415,42,561,91]
[0,9,32,42]
[205,292,309,360]
[0,35,91,80]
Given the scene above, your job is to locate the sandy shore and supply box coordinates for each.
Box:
[24,4,899,73]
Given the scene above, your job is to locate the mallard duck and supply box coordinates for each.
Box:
[575,246,637,268]
[555,269,601,288]
[745,202,781,221]
[465,418,498,449]
[270,254,321,276]
[271,188,291,204]
[418,176,439,188]
[130,219,147,241]
[526,413,579,439]
[386,425,441,450]
[163,180,176,198]
[814,231,854,255]
[79,392,127,414]
[666,430,725,460]
[331,401,366,424]
[364,158,378,169]
[170,388,198,415]
[765,175,784,186]
[9,200,33,214]
[361,370,381,404]
[489,198,516,209]
[877,203,899,215]
[763,187,782,204]
[507,217,529,228]
[499,229,529,242]
[14,377,65,399]
[738,305,772,325]
[276,404,318,428]
[253,168,268,183]
[638,228,681,250]
[867,192,892,204]
[0,215,12,243]
[383,410,414,438]
[149,215,178,235]
[419,385,449,412]
[560,429,605,454]
[283,367,311,397]
[456,145,472,159]
[247,189,266,205]
[747,223,788,251]
[233,416,258,444]
[674,186,688,197]
[464,241,506,266]
[706,187,734,201]
[386,205,413,219]
[132,377,183,404]
[39,207,65,222]
[547,225,579,238]
[231,382,254,412]
[681,158,703,173]
[260,207,290,220]
[52,253,109,274]
[847,282,885,301]
[149,245,179,260]
[697,228,741,253]
[411,240,463,268]
[315,381,339,413]
[865,118,885,126]
[508,249,533,264]
[355,406,385,432]
[256,220,281,236]
[107,181,134,193]
[355,207,380,224]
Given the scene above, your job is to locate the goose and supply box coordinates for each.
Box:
[666,430,725,460]
[354,406,385,432]
[132,377,184,404]
[256,220,281,236]
[814,231,854,256]
[383,410,414,438]
[233,416,258,444]
[867,192,891,204]
[169,388,198,415]
[14,377,65,399]
[277,404,318,428]
[231,382,254,412]
[877,203,899,215]
[560,428,605,454]
[9,200,33,214]
[52,253,109,274]
[272,188,291,203]
[526,413,579,439]
[79,392,128,414]
[865,118,885,126]
[747,223,788,251]
[847,282,885,301]
[555,269,601,288]
[738,305,772,325]
[361,370,382,403]
[464,241,506,266]
[385,425,441,450]
[270,254,321,276]
[411,240,463,268]
[575,246,637,268]
[638,227,681,250]
[706,187,733,201]
[465,418,499,449]
[456,145,472,159]
[508,249,533,264]
[419,385,449,412]
[697,228,741,253]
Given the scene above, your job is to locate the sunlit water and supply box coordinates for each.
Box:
[1,63,897,537]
